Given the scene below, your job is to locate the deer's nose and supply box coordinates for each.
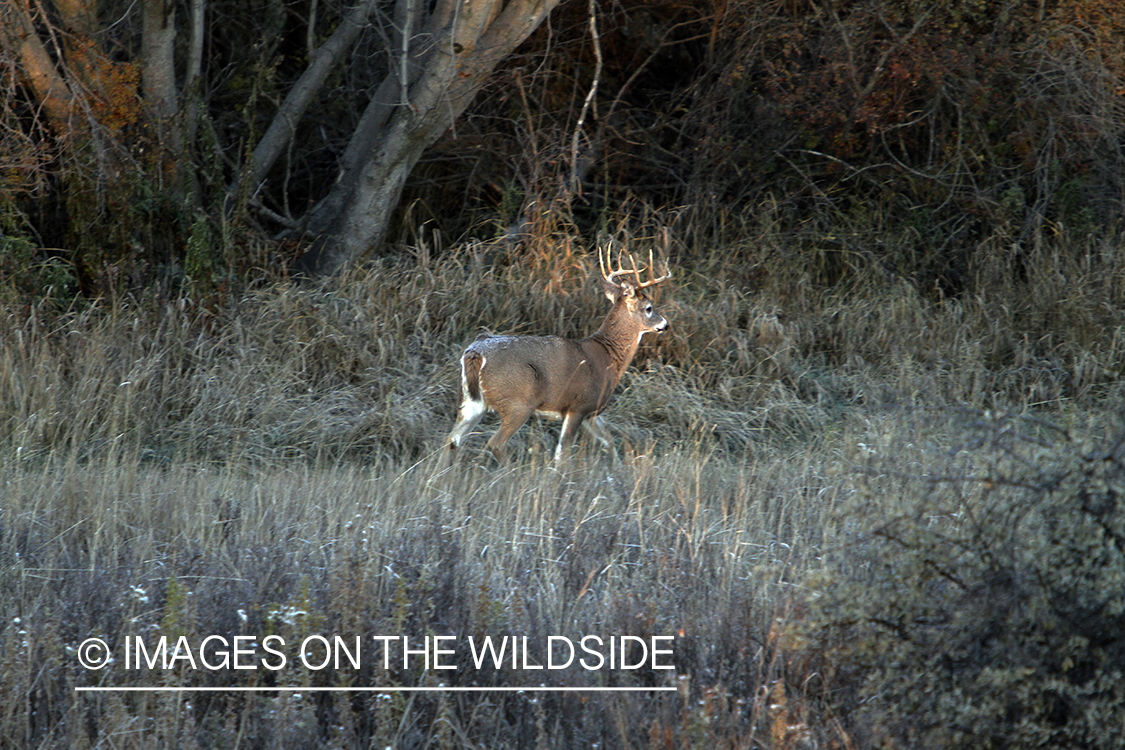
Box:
[655,319,669,333]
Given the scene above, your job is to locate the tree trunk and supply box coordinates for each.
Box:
[142,0,178,120]
[142,0,180,190]
[295,0,563,275]
[0,1,78,135]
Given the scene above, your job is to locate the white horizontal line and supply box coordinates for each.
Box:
[76,686,676,693]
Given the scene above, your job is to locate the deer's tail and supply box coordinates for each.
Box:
[461,351,484,403]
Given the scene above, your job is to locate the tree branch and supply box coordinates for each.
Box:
[0,0,78,135]
[570,0,602,195]
[235,0,378,201]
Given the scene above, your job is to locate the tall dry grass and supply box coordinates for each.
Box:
[2,221,1124,747]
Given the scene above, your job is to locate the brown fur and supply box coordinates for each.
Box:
[438,257,671,467]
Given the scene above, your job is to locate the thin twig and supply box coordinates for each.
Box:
[569,0,602,195]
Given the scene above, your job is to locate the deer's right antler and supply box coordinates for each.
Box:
[598,246,672,290]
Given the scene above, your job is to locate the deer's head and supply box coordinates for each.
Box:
[598,247,672,342]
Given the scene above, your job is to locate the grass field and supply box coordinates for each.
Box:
[3,224,1125,748]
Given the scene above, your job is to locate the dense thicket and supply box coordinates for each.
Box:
[2,0,1123,298]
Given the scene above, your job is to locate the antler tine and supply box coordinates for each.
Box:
[633,246,672,290]
[599,245,636,286]
[598,244,672,289]
[597,245,620,284]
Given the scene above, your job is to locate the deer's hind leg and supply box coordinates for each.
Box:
[437,399,488,470]
[438,356,489,469]
[446,398,487,449]
[486,404,536,463]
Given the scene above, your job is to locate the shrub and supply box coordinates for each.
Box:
[809,411,1125,748]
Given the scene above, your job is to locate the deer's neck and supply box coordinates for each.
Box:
[585,310,641,380]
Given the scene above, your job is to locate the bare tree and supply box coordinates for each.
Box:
[1,1,81,137]
[2,0,186,170]
[236,0,380,202]
[225,0,565,275]
[4,0,564,281]
[285,0,565,275]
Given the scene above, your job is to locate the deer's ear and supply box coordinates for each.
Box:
[602,276,637,302]
[602,277,621,302]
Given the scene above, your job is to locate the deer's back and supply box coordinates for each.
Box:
[465,335,613,416]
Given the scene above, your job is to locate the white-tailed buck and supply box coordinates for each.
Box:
[439,248,672,466]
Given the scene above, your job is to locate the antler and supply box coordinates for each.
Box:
[598,246,672,290]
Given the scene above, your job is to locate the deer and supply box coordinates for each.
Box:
[438,248,672,467]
